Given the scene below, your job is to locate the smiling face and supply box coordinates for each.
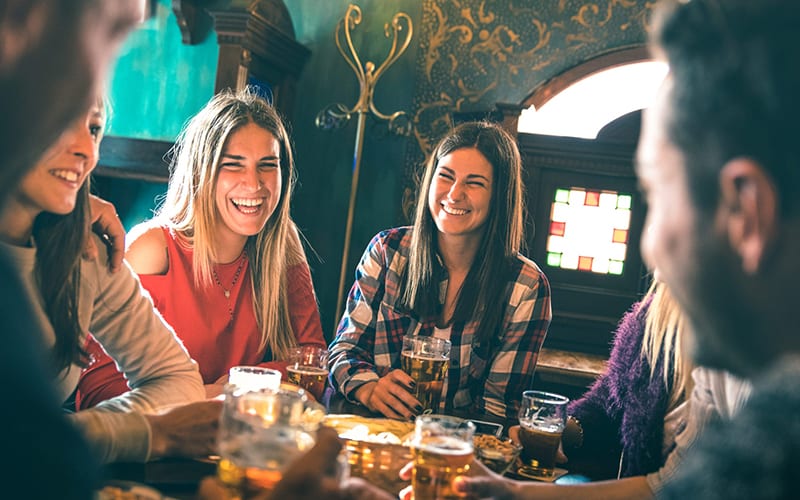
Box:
[14,103,105,219]
[213,122,282,251]
[427,146,494,243]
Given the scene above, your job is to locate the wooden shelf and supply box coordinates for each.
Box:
[536,348,607,387]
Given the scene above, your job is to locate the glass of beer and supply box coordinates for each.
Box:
[411,415,475,499]
[517,390,569,478]
[216,385,324,496]
[401,335,451,413]
[286,346,330,401]
[228,366,282,392]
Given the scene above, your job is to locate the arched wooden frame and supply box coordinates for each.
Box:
[520,46,651,112]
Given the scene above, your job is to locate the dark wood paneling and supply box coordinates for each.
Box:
[96,136,172,182]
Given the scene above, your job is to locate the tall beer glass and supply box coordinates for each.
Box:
[517,390,569,478]
[401,335,451,413]
[216,385,323,496]
[286,346,330,401]
[411,415,475,499]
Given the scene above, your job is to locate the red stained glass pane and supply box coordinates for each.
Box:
[612,228,628,243]
[585,191,600,206]
[578,256,593,271]
[550,221,566,236]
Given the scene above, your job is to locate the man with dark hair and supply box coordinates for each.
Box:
[0,1,144,497]
[637,0,800,497]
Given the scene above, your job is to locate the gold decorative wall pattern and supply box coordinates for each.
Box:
[409,0,654,158]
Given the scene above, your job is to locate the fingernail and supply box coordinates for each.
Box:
[409,380,416,389]
[414,404,423,413]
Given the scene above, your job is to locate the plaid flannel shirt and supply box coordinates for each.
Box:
[329,227,552,419]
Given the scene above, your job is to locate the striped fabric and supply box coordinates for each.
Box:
[329,227,552,419]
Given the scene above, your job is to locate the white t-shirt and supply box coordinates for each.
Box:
[2,235,204,463]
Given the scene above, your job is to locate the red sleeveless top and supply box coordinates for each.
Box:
[77,226,325,408]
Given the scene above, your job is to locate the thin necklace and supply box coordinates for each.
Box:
[212,253,246,300]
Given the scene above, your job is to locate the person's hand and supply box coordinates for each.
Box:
[196,426,396,500]
[145,399,222,458]
[85,194,125,273]
[205,383,225,399]
[397,455,525,500]
[354,369,420,420]
[450,458,523,499]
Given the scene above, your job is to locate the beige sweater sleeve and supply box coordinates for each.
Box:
[69,235,204,463]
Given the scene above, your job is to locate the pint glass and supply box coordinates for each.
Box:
[401,335,451,413]
[216,385,323,496]
[411,415,475,499]
[517,390,569,478]
[286,346,330,400]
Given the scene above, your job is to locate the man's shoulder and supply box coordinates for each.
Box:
[660,360,800,500]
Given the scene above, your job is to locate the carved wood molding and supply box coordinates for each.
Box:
[207,1,310,78]
[172,0,217,45]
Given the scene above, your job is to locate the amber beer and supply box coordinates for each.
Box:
[518,423,563,477]
[401,335,451,413]
[217,387,318,497]
[286,365,328,400]
[401,352,448,412]
[217,456,282,495]
[516,390,569,478]
[412,436,473,499]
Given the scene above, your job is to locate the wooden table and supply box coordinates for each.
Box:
[104,457,216,499]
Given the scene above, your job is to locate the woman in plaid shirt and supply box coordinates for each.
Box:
[329,121,552,421]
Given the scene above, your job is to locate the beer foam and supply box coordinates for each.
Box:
[418,436,473,455]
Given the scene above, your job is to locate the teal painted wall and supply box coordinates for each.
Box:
[107,0,218,140]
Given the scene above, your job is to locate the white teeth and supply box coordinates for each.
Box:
[231,198,263,207]
[51,170,79,182]
[442,205,468,215]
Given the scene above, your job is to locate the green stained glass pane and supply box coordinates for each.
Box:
[608,260,624,275]
[554,189,570,203]
[547,252,562,267]
[617,195,632,210]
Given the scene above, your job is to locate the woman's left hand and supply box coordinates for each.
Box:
[86,194,125,273]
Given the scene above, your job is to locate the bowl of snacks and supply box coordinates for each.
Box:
[323,415,415,493]
[473,434,523,476]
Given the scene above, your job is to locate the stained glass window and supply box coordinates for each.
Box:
[545,188,632,275]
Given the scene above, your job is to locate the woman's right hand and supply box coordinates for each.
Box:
[354,369,421,420]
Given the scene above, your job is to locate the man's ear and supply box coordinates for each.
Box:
[718,158,777,274]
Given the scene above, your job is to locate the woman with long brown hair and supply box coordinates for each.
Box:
[329,121,552,420]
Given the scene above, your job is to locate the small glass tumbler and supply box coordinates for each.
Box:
[517,390,569,478]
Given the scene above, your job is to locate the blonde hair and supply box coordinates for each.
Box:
[640,280,693,409]
[158,87,305,360]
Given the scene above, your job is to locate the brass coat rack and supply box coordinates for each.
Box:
[316,4,413,334]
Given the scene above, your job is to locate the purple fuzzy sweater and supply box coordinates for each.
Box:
[567,296,673,478]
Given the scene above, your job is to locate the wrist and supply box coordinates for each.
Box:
[353,381,377,408]
[144,413,168,458]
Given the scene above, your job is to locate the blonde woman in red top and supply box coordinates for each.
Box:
[78,87,325,403]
